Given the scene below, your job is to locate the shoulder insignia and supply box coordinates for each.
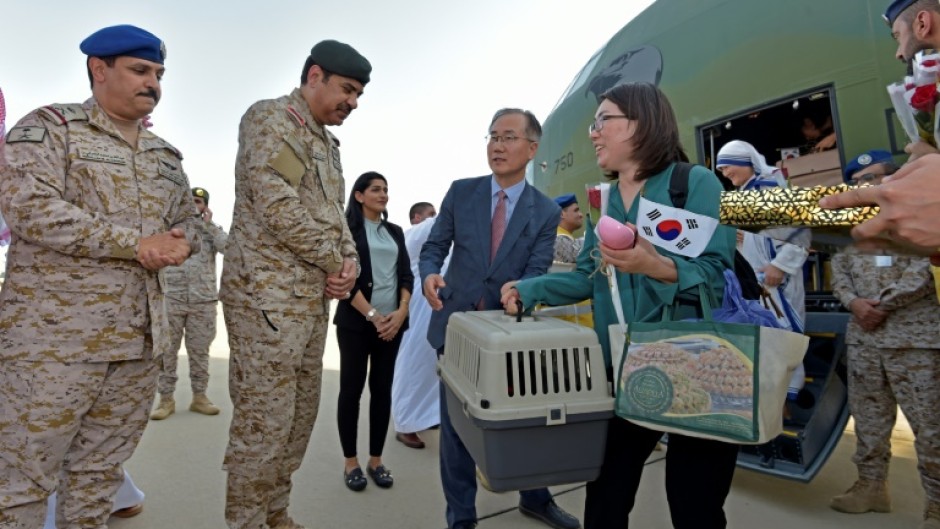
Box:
[39,104,88,125]
[7,126,47,143]
[286,105,305,127]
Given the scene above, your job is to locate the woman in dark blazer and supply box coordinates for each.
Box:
[334,171,413,492]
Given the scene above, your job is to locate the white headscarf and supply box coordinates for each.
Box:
[716,140,787,187]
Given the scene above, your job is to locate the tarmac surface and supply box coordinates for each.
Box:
[112,305,927,529]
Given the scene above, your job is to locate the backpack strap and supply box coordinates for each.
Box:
[668,161,693,210]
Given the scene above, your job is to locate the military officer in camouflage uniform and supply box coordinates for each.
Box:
[828,152,940,529]
[552,193,583,264]
[151,186,228,420]
[219,40,370,529]
[0,25,200,529]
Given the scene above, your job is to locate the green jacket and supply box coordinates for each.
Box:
[515,163,736,372]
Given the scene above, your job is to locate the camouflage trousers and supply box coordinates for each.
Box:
[847,344,940,506]
[222,304,327,529]
[157,298,218,396]
[0,355,158,529]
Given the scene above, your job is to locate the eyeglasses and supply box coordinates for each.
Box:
[589,114,629,134]
[485,134,533,145]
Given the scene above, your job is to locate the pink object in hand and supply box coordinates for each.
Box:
[597,215,636,250]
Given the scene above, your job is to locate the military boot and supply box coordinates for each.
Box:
[149,396,175,421]
[189,393,220,415]
[830,479,891,513]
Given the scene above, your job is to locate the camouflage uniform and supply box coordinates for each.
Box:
[553,226,583,264]
[0,98,199,528]
[548,227,593,327]
[158,219,227,396]
[831,248,940,514]
[219,88,357,529]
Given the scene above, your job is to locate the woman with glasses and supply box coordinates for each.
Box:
[333,172,413,492]
[502,82,738,528]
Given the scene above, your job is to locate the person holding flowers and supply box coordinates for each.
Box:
[821,0,940,253]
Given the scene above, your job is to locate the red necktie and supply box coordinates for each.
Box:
[491,190,507,263]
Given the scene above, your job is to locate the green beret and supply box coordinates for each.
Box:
[192,187,209,203]
[310,40,371,85]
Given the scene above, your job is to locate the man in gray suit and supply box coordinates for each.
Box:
[419,108,579,529]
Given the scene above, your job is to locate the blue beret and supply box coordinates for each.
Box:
[310,40,371,85]
[80,25,165,64]
[883,0,917,25]
[554,193,577,209]
[843,149,894,182]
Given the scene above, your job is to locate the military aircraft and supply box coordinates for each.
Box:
[531,0,907,482]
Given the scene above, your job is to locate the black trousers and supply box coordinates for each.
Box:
[336,327,403,459]
[584,418,739,529]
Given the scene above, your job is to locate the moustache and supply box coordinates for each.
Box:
[338,104,352,114]
[139,88,160,103]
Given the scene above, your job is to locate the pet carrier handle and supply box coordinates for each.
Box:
[515,299,523,322]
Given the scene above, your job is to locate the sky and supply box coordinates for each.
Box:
[2,0,655,232]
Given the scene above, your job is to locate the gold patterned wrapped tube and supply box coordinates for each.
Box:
[719,184,880,229]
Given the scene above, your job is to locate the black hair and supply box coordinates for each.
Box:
[409,202,434,221]
[346,171,389,232]
[300,56,334,86]
[86,56,117,89]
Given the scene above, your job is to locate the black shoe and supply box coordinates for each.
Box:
[366,464,394,488]
[343,467,367,492]
[519,500,580,529]
[451,523,477,529]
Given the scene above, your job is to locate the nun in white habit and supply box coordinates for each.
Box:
[717,140,811,395]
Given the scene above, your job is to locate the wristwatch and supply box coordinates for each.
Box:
[366,308,377,322]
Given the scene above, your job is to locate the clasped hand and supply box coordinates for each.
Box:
[137,228,190,270]
[372,308,406,341]
[325,258,357,299]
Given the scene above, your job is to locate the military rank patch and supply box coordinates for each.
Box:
[7,126,47,143]
[40,104,88,124]
[286,105,305,127]
[158,159,186,186]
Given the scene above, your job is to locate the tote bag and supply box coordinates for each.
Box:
[613,285,808,444]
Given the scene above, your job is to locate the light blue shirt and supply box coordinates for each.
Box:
[365,219,399,314]
[489,176,526,223]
